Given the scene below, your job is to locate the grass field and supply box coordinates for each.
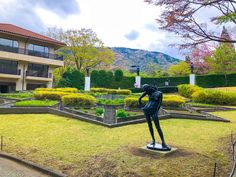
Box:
[0,112,235,177]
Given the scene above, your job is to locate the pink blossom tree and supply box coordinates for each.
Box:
[189,44,213,75]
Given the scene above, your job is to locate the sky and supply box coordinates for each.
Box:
[0,0,232,60]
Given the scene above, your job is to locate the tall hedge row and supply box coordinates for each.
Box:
[104,73,236,89]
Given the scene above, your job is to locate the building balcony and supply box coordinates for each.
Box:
[0,45,63,61]
[0,69,21,80]
[25,70,52,82]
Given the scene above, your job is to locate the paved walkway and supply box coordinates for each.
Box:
[0,157,51,177]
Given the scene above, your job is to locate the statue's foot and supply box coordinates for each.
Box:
[150,140,155,146]
[162,143,171,151]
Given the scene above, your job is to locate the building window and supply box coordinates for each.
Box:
[27,63,49,78]
[28,44,49,58]
[0,38,19,48]
[0,59,18,75]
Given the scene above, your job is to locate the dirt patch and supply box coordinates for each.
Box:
[129,146,192,159]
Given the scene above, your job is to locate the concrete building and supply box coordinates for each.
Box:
[0,23,65,93]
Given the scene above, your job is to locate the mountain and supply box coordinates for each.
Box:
[110,47,181,72]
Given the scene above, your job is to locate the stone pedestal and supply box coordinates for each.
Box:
[189,74,195,85]
[84,77,90,91]
[103,105,117,124]
[135,76,141,88]
[140,143,177,156]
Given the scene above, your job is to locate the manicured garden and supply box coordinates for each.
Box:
[0,111,235,177]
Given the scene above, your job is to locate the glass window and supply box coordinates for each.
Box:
[27,63,48,77]
[28,44,33,50]
[27,44,49,58]
[0,38,18,48]
[0,59,18,74]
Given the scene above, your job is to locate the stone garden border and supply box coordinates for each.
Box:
[0,107,230,128]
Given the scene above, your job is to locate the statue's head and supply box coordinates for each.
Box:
[142,84,157,94]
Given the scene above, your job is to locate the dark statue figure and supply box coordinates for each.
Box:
[136,66,140,76]
[86,67,90,77]
[139,84,171,151]
[190,62,194,74]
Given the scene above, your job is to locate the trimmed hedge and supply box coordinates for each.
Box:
[178,84,236,106]
[33,91,70,100]
[196,73,236,88]
[192,89,236,106]
[178,84,202,98]
[62,94,96,107]
[129,86,178,93]
[125,95,185,108]
[90,88,131,95]
[35,88,78,93]
[98,73,236,90]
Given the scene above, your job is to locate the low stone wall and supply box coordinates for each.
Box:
[0,107,49,114]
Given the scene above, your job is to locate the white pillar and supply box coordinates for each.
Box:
[189,74,196,85]
[135,76,141,88]
[84,76,90,91]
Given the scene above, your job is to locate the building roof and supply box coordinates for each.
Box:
[0,23,65,47]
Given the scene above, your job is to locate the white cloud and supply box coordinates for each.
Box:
[0,0,184,59]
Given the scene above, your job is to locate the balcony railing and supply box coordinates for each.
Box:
[26,70,52,78]
[0,68,21,75]
[0,45,63,61]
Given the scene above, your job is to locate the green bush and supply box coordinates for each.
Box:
[97,99,124,105]
[96,108,104,116]
[33,91,70,100]
[116,109,129,118]
[178,84,202,98]
[125,95,185,108]
[57,69,84,89]
[114,69,123,81]
[125,97,148,108]
[90,88,131,95]
[91,70,113,88]
[162,97,185,107]
[35,87,78,93]
[0,92,32,100]
[62,94,96,107]
[192,89,236,105]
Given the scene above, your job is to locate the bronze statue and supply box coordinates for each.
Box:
[139,84,171,151]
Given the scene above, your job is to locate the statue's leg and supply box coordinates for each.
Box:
[152,112,167,146]
[144,113,155,144]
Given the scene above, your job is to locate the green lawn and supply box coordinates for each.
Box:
[14,100,58,107]
[0,92,32,100]
[0,111,235,177]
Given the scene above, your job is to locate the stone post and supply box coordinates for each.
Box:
[189,74,196,85]
[135,76,141,88]
[103,105,117,124]
[84,76,90,91]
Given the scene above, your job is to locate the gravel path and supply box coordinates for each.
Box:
[0,157,51,177]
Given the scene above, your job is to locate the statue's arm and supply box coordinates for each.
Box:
[157,92,163,110]
[138,92,147,107]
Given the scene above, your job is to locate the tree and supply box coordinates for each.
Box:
[145,0,236,47]
[145,62,163,76]
[168,61,190,76]
[114,69,123,81]
[57,69,85,89]
[189,43,212,74]
[44,27,115,72]
[62,29,115,72]
[206,44,236,85]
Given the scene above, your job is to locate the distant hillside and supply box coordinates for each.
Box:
[110,47,180,72]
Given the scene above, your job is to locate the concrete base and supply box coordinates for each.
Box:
[189,74,195,85]
[84,76,90,91]
[140,144,177,156]
[135,76,141,88]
